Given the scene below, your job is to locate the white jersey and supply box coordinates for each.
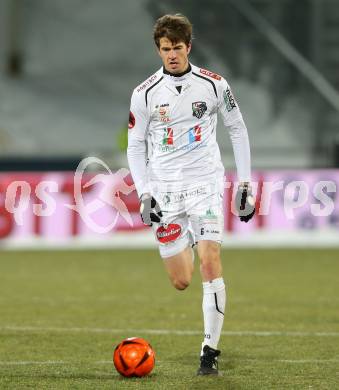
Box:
[127,64,251,197]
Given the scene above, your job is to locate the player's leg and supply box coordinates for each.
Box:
[188,182,226,375]
[196,240,225,375]
[198,239,225,348]
[198,239,222,282]
[163,245,194,290]
[151,208,195,290]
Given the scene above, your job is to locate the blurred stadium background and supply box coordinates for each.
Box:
[0,0,338,248]
[1,2,339,388]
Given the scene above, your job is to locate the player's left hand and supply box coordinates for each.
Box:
[140,193,163,226]
[235,182,255,223]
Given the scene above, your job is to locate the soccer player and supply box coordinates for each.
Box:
[127,14,255,375]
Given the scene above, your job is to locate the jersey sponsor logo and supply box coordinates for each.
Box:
[188,125,201,143]
[128,111,135,129]
[158,143,206,153]
[136,74,158,92]
[162,127,173,145]
[156,223,181,243]
[158,126,207,153]
[200,68,221,81]
[155,103,170,122]
[192,101,207,119]
[159,107,170,122]
[223,88,236,111]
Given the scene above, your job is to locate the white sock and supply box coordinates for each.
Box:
[201,277,226,354]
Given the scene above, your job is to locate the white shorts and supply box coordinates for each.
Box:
[151,182,224,258]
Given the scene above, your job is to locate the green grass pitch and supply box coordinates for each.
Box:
[0,249,338,389]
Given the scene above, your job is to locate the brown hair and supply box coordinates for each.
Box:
[153,14,192,48]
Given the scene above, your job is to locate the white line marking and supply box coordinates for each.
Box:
[0,359,338,366]
[0,361,66,366]
[0,361,114,366]
[1,326,339,337]
[278,359,339,364]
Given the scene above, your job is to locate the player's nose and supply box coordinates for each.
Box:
[169,50,177,59]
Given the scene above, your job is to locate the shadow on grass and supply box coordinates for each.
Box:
[178,351,238,371]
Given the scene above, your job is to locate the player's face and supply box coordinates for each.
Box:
[158,37,191,74]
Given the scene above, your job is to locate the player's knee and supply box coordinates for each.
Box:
[199,243,220,263]
[172,278,190,290]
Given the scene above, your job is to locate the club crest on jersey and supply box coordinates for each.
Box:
[156,223,181,243]
[192,101,207,119]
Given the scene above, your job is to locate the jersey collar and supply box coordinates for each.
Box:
[162,64,192,85]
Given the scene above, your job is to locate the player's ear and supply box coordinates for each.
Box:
[187,42,192,55]
[155,41,162,57]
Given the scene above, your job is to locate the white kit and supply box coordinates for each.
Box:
[127,64,251,257]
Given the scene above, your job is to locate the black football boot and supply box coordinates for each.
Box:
[196,345,220,376]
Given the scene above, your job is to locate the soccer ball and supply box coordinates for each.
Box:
[113,337,155,377]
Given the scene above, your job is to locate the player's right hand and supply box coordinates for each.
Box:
[235,182,256,223]
[140,193,163,226]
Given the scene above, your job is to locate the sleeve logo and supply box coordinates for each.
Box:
[223,88,236,112]
[128,111,135,129]
[200,68,221,80]
[136,74,158,92]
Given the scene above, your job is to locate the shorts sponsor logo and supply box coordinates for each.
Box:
[192,101,207,119]
[163,194,171,205]
[223,88,236,112]
[128,111,135,129]
[205,229,220,234]
[200,68,222,81]
[199,208,219,224]
[162,186,208,204]
[156,223,181,243]
[206,208,216,217]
